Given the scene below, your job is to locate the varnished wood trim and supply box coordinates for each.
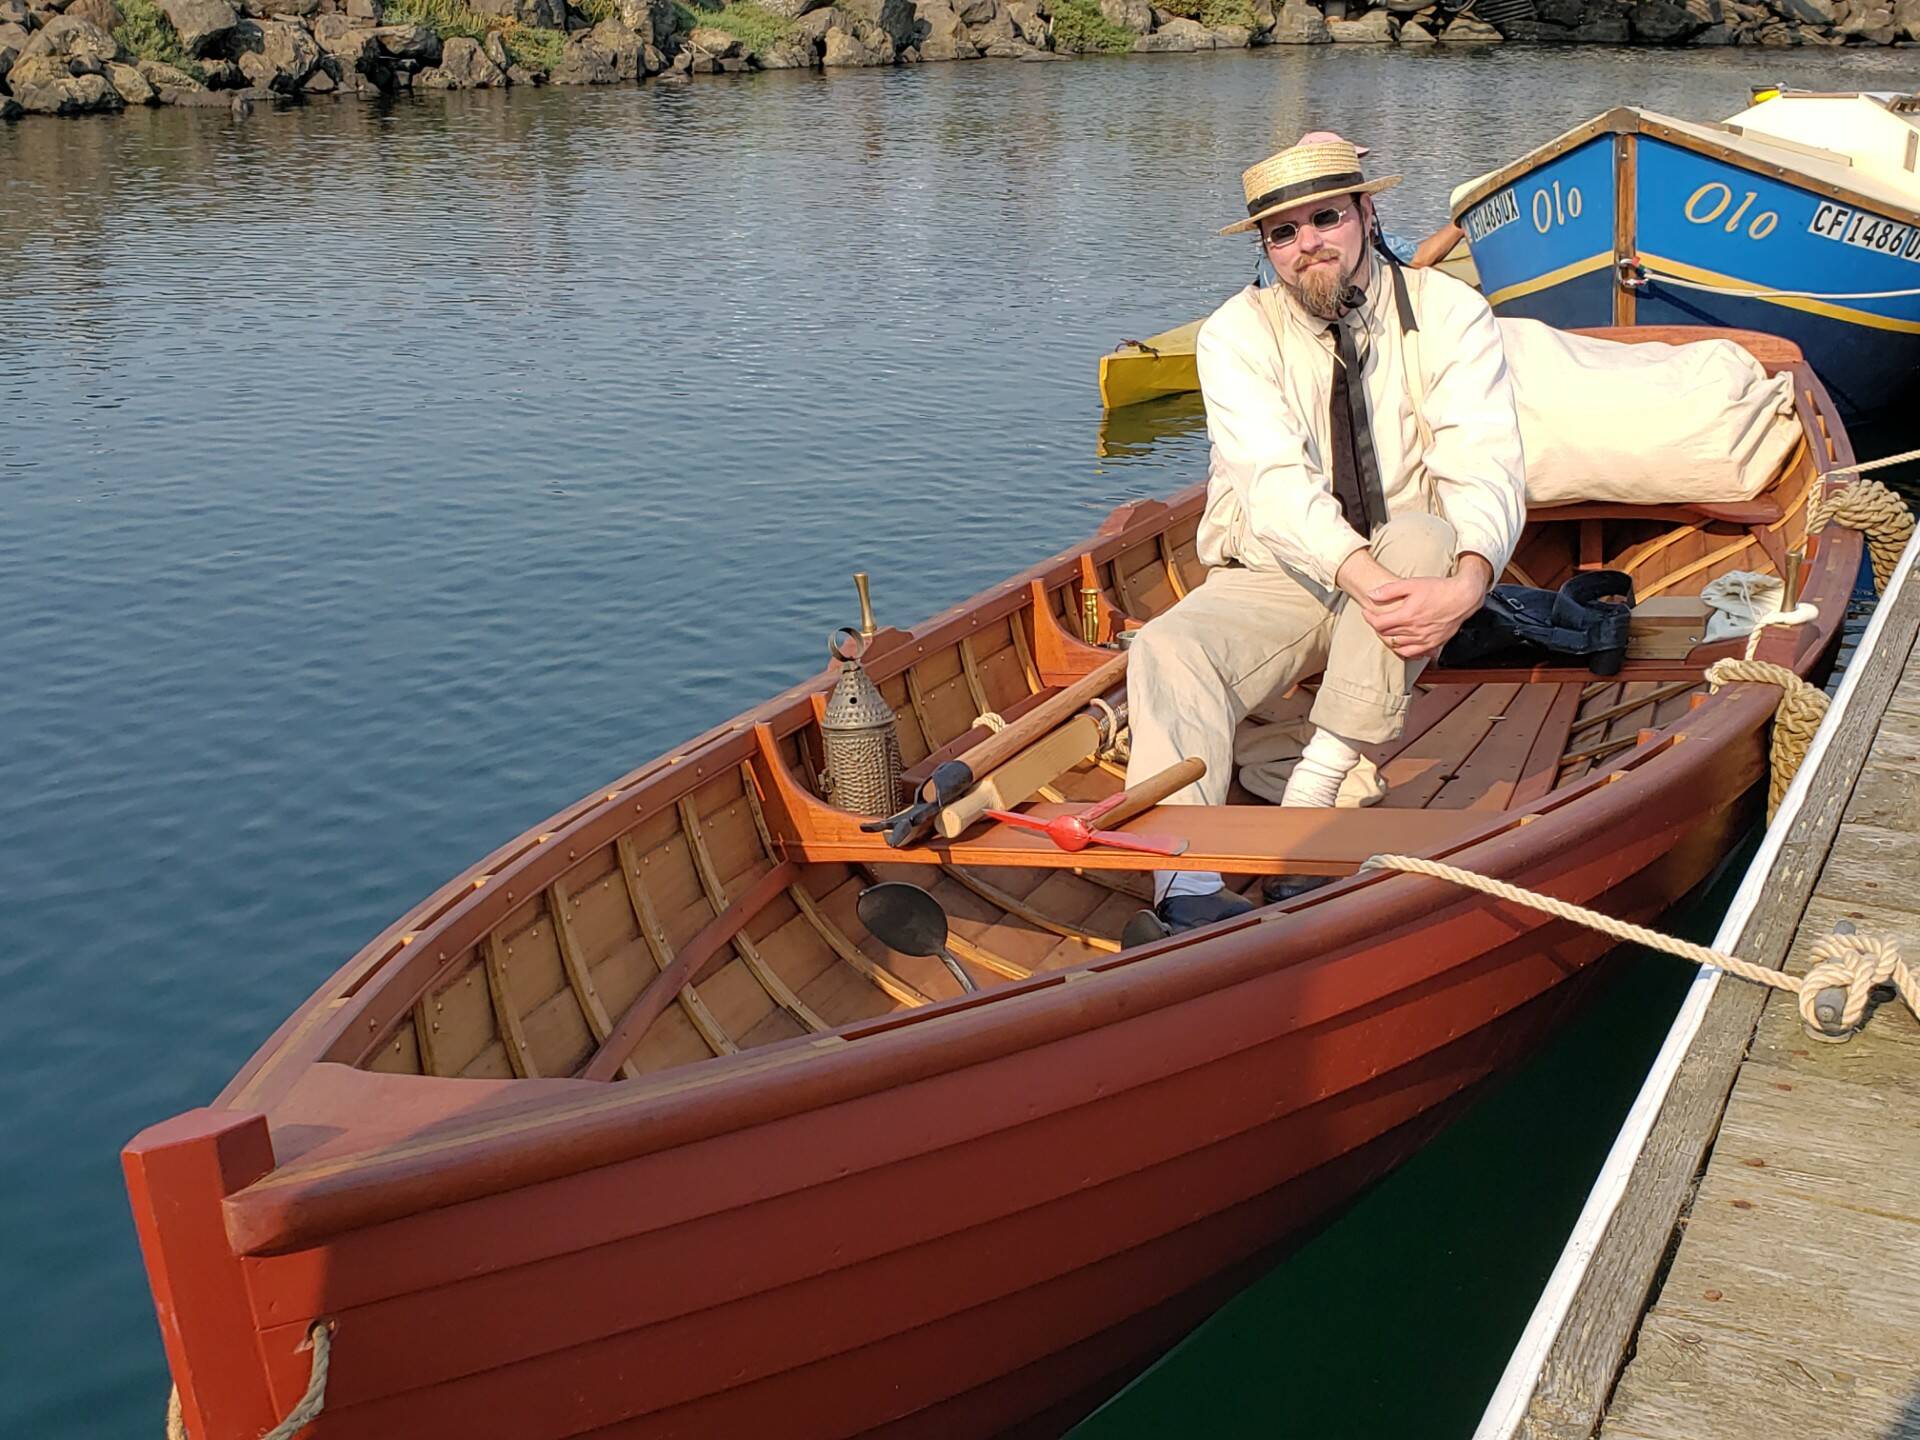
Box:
[1008,610,1044,693]
[615,834,738,1059]
[902,664,945,752]
[677,796,830,1034]
[958,635,994,719]
[1159,534,1188,600]
[583,859,799,1082]
[1613,131,1637,327]
[482,933,538,1079]
[410,996,441,1077]
[1450,108,1635,219]
[1567,680,1700,740]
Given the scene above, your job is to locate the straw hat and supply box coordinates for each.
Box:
[1220,133,1401,236]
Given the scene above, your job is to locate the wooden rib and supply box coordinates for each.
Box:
[1566,680,1699,739]
[677,795,830,1034]
[1558,732,1645,768]
[736,765,933,1008]
[1159,534,1188,600]
[1615,522,1704,581]
[615,833,738,1058]
[944,865,1117,955]
[958,635,994,719]
[410,996,441,1076]
[482,933,539,1079]
[1109,549,1142,618]
[1635,532,1767,600]
[1009,611,1045,694]
[1502,557,1541,588]
[548,877,640,1081]
[902,664,946,750]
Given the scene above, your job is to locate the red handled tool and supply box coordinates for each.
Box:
[984,757,1204,857]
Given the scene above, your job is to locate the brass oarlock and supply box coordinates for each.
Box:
[1080,586,1101,646]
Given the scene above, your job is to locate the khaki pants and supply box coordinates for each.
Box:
[1122,513,1458,896]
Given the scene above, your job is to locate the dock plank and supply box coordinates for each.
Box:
[1512,549,1920,1440]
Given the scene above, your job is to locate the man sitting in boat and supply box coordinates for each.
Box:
[1126,132,1527,938]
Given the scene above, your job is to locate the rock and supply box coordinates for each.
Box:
[344,0,378,15]
[158,0,238,53]
[5,51,124,105]
[1134,12,1201,43]
[481,26,506,66]
[0,0,26,26]
[962,0,1014,40]
[1764,0,1831,19]
[1838,0,1896,34]
[1005,0,1045,39]
[243,0,316,14]
[1328,4,1391,36]
[20,11,121,60]
[1439,10,1500,34]
[793,2,837,35]
[136,53,200,85]
[106,55,154,96]
[366,20,437,60]
[64,0,119,32]
[302,56,336,82]
[229,15,318,88]
[1396,14,1432,34]
[755,29,817,59]
[915,0,978,55]
[1569,0,1629,34]
[0,20,28,78]
[414,30,505,81]
[1896,0,1920,34]
[612,0,672,42]
[835,0,914,43]
[549,18,641,79]
[1628,0,1717,38]
[1268,0,1328,37]
[821,17,892,58]
[1,95,20,117]
[1096,0,1147,28]
[685,20,737,51]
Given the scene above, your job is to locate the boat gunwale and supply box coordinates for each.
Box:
[1448,105,1920,229]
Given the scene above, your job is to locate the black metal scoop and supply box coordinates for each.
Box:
[856,882,977,994]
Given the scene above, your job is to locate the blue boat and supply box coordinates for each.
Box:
[1450,96,1920,426]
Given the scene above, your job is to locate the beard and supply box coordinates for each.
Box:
[1280,246,1352,321]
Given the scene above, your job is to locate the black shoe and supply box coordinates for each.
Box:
[1121,890,1257,948]
[1262,873,1334,905]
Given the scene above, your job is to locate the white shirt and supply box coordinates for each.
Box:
[1193,261,1527,597]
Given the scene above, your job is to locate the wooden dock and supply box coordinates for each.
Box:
[1475,526,1920,1440]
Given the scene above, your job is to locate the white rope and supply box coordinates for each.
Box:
[1826,445,1920,478]
[1633,266,1920,301]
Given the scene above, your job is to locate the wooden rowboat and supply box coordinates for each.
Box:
[128,327,1862,1440]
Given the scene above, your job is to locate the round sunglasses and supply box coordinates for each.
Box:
[1260,203,1355,251]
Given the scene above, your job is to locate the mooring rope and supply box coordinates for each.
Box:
[1361,854,1916,1041]
[1807,477,1916,591]
[165,1322,332,1440]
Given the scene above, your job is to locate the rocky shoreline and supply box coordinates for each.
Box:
[0,0,1910,122]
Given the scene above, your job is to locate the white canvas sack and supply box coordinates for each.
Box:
[1498,318,1802,506]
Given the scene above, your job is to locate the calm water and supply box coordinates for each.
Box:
[3,43,1912,1438]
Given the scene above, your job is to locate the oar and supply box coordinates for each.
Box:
[856,882,977,993]
[864,650,1130,848]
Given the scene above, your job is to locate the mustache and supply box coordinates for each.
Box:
[1294,248,1342,271]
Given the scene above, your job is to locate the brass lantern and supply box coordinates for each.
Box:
[820,626,903,817]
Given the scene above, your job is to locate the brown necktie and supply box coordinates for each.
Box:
[1328,317,1388,538]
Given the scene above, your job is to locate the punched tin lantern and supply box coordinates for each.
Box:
[821,627,903,817]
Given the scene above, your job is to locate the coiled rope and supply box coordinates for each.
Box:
[1361,854,1916,1042]
[1807,477,1915,591]
[165,1322,332,1440]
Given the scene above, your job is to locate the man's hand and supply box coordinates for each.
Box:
[1348,555,1494,660]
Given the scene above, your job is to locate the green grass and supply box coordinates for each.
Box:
[112,0,204,78]
[1198,0,1252,26]
[1048,0,1137,50]
[673,0,795,55]
[575,0,618,22]
[382,0,490,41]
[501,22,565,68]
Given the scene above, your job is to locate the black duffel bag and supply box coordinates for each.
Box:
[1439,570,1636,677]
